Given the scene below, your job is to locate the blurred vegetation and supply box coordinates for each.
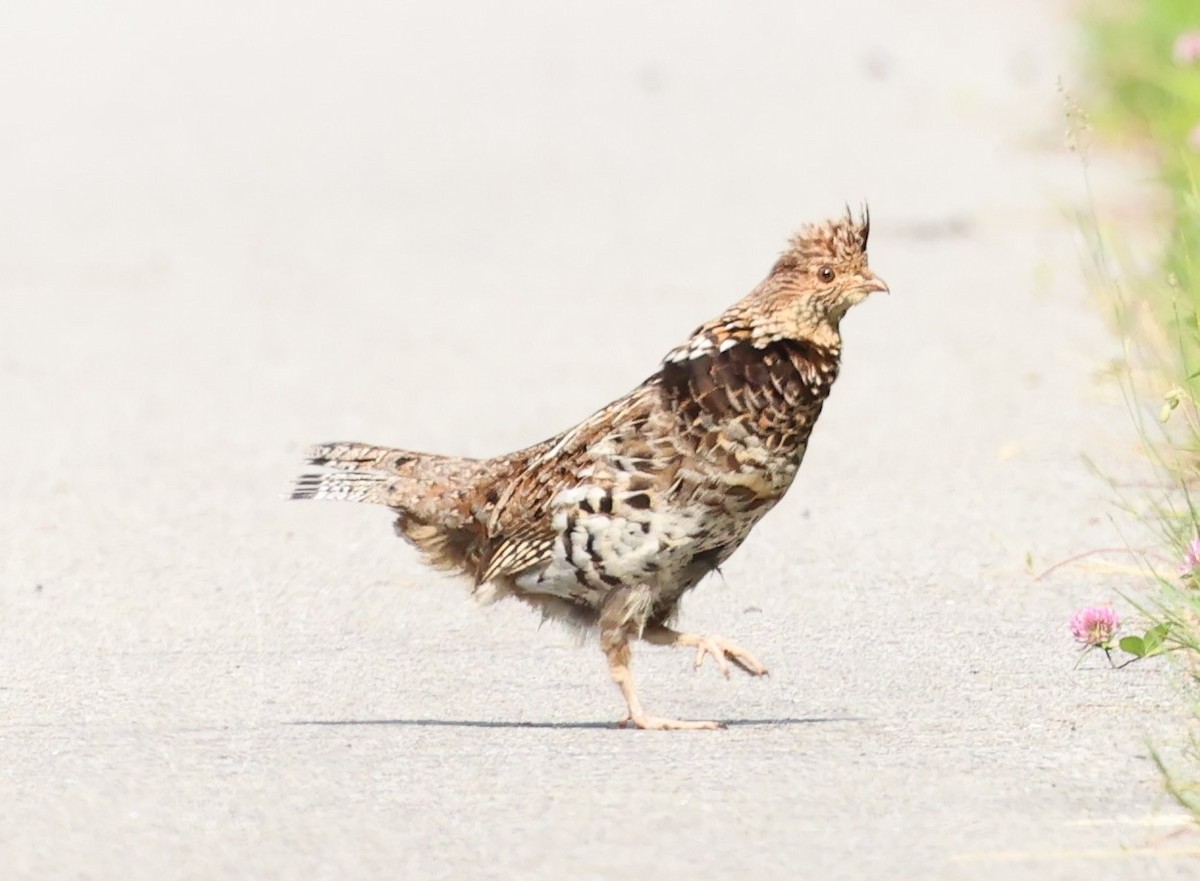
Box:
[1086,0,1200,821]
[1089,0,1200,363]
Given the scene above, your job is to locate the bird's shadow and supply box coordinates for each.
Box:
[289,716,858,730]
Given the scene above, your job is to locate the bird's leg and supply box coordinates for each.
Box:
[642,625,769,678]
[601,628,721,731]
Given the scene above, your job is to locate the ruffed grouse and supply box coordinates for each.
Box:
[293,211,887,729]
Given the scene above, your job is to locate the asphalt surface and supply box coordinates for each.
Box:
[2,2,1196,879]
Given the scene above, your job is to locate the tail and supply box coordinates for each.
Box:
[291,441,495,576]
[291,441,488,510]
[291,442,419,504]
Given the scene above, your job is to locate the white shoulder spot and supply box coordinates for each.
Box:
[664,335,716,364]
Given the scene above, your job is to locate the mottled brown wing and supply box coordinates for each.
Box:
[478,382,662,584]
[477,520,556,584]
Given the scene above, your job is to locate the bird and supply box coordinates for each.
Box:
[292,210,887,729]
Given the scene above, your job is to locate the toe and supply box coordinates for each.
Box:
[721,641,768,676]
[732,653,768,676]
[694,642,731,677]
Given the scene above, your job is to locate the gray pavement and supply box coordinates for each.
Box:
[2,1,1196,879]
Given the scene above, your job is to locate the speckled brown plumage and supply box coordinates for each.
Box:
[292,210,888,729]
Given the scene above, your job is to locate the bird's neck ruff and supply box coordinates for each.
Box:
[658,338,841,448]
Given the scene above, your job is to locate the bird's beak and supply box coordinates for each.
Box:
[862,273,890,295]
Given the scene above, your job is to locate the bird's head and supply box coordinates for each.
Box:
[662,209,888,365]
[751,208,888,347]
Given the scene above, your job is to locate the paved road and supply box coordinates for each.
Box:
[2,1,1195,878]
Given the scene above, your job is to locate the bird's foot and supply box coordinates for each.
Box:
[689,634,769,679]
[617,714,724,731]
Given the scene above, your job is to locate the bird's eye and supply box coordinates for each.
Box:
[818,266,835,282]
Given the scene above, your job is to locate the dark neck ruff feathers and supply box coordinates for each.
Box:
[658,339,840,452]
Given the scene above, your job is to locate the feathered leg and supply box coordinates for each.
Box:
[599,594,722,731]
[602,632,720,730]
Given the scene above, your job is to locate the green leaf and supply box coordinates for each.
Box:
[1142,624,1170,656]
[1119,635,1146,657]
